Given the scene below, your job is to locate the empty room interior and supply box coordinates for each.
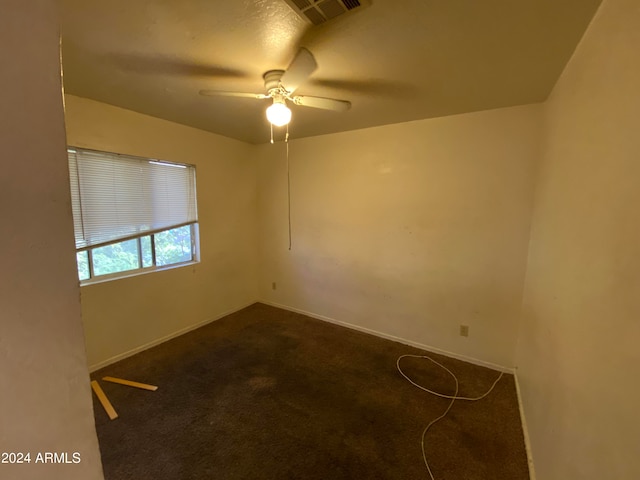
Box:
[2,0,639,479]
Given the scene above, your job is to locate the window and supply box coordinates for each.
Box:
[68,147,199,282]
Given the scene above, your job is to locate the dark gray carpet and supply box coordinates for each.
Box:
[91,303,530,479]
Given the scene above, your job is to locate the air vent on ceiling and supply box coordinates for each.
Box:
[283,0,371,26]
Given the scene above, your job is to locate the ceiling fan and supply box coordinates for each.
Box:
[199,47,351,128]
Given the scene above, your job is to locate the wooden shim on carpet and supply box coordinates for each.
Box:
[91,380,118,420]
[103,376,159,392]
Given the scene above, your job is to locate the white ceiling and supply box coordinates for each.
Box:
[61,0,602,144]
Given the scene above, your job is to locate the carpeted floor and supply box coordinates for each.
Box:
[90,303,530,479]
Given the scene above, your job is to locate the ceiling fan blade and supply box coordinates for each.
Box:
[280,48,318,94]
[105,53,247,78]
[309,78,418,98]
[199,90,268,99]
[293,95,351,112]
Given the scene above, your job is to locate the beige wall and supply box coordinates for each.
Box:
[516,0,640,477]
[257,105,541,368]
[0,2,103,479]
[64,95,258,368]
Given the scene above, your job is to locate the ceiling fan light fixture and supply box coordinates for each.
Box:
[266,99,292,127]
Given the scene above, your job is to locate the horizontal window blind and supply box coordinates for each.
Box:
[68,148,197,250]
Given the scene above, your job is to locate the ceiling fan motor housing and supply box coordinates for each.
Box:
[263,70,285,92]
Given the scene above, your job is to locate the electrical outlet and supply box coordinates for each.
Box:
[272,282,277,290]
[460,325,469,337]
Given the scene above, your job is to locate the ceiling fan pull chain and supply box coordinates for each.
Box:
[270,122,274,144]
[287,139,292,251]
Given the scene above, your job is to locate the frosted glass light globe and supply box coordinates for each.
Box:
[266,101,292,126]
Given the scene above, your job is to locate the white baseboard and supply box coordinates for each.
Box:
[260,300,514,374]
[514,370,537,480]
[88,300,257,372]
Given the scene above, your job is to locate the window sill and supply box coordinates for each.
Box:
[79,260,199,287]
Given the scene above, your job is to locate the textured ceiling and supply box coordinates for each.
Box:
[61,0,602,144]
